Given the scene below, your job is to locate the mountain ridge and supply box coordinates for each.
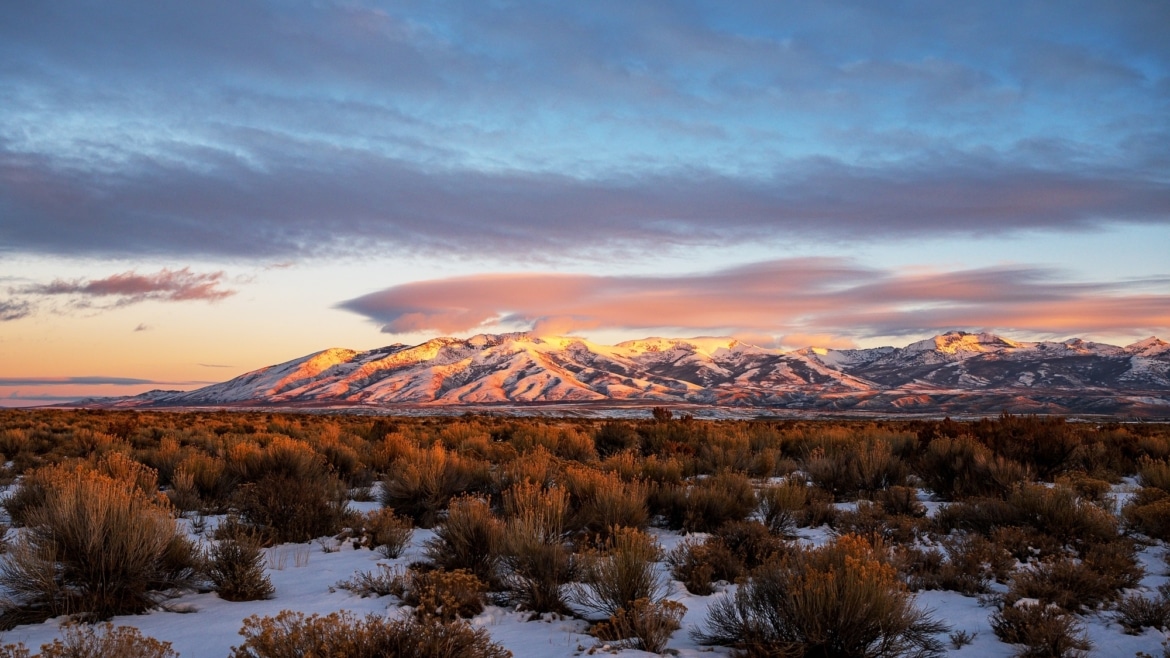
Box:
[95,331,1170,417]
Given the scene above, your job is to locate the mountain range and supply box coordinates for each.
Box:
[94,331,1170,418]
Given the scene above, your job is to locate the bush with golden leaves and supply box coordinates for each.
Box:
[229,610,511,658]
[591,598,686,654]
[0,623,177,658]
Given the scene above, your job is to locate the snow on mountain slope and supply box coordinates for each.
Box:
[124,331,1170,414]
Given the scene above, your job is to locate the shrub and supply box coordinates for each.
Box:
[875,485,926,517]
[591,598,686,654]
[335,564,403,599]
[936,484,1119,555]
[757,479,807,536]
[236,472,349,544]
[681,471,756,533]
[0,465,197,628]
[900,533,1012,595]
[918,436,1027,500]
[1114,586,1170,634]
[696,535,946,658]
[361,508,413,558]
[1006,556,1121,613]
[562,466,648,537]
[498,482,573,613]
[714,520,784,571]
[594,421,640,457]
[832,501,925,545]
[424,496,503,588]
[575,527,665,619]
[990,601,1091,658]
[228,610,512,658]
[1124,488,1170,541]
[803,441,906,500]
[1137,457,1170,492]
[0,623,179,658]
[382,445,489,528]
[667,536,741,596]
[340,566,488,620]
[36,623,177,658]
[205,539,275,602]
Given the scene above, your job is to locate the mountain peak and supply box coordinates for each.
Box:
[1127,336,1169,357]
[905,331,1020,356]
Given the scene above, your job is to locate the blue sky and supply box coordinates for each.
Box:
[1,1,1168,403]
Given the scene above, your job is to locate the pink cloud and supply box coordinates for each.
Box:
[36,268,235,305]
[339,259,1170,340]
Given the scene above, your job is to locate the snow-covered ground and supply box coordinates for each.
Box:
[0,494,1168,657]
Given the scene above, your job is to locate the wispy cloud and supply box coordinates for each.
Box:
[0,376,210,387]
[339,259,1170,341]
[0,268,237,321]
[34,268,234,303]
[0,299,33,321]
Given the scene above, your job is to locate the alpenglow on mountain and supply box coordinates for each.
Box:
[111,332,1170,417]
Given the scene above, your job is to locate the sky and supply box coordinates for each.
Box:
[1,1,1169,406]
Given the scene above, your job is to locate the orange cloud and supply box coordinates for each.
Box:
[339,259,1170,340]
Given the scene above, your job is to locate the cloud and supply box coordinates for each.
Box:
[134,323,150,332]
[34,268,234,303]
[339,259,1170,340]
[0,299,33,321]
[2,267,237,320]
[0,376,209,386]
[198,363,234,368]
[2,139,1168,259]
[0,2,1167,259]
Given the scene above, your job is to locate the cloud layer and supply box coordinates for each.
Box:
[339,259,1170,342]
[0,2,1166,259]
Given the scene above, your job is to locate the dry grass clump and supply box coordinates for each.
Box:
[0,464,197,628]
[205,539,275,602]
[696,534,946,658]
[0,623,178,658]
[228,610,511,658]
[990,601,1091,658]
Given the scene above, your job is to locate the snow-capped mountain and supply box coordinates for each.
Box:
[109,332,1170,417]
